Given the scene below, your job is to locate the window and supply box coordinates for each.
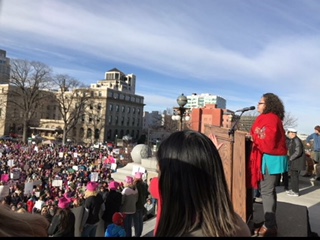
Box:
[72,127,77,137]
[94,129,100,139]
[87,128,92,138]
[80,128,85,138]
[12,108,17,118]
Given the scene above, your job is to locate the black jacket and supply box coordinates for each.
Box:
[135,180,148,211]
[84,194,104,225]
[288,136,306,171]
[102,190,122,225]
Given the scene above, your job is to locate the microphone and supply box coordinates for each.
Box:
[235,106,255,112]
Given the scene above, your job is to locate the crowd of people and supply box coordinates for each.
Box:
[0,141,154,237]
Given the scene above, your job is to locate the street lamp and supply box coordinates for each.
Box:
[172,93,190,131]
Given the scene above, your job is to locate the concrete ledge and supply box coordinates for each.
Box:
[141,156,157,172]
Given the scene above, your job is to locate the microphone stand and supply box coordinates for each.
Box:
[228,111,245,139]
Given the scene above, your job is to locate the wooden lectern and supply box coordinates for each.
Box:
[204,125,253,223]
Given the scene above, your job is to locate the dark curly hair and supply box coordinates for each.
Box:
[261,93,285,120]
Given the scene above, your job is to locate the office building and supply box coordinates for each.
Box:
[185,93,226,109]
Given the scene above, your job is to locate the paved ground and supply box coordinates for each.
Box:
[275,175,320,236]
[140,175,320,237]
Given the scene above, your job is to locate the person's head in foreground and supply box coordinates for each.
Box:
[0,204,49,237]
[155,130,251,237]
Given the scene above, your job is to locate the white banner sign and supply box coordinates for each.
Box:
[8,159,15,167]
[90,172,99,182]
[24,182,33,195]
[0,185,9,200]
[52,179,63,187]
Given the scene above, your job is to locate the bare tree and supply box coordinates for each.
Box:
[162,113,179,132]
[283,112,298,130]
[238,111,298,132]
[53,74,90,145]
[149,114,163,130]
[8,59,53,143]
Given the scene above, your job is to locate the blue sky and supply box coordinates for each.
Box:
[1,0,320,134]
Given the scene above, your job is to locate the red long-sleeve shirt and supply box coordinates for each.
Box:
[149,177,161,236]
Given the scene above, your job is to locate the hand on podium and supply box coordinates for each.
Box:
[209,133,224,150]
[245,134,253,141]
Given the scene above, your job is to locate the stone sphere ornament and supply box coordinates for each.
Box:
[130,144,151,163]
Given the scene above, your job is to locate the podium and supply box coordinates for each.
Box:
[204,125,252,223]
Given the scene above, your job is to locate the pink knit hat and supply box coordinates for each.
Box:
[124,176,134,185]
[109,181,119,190]
[58,196,72,209]
[134,172,143,180]
[86,182,98,191]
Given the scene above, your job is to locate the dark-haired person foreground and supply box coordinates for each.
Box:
[249,93,288,237]
[0,204,49,237]
[154,130,251,237]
